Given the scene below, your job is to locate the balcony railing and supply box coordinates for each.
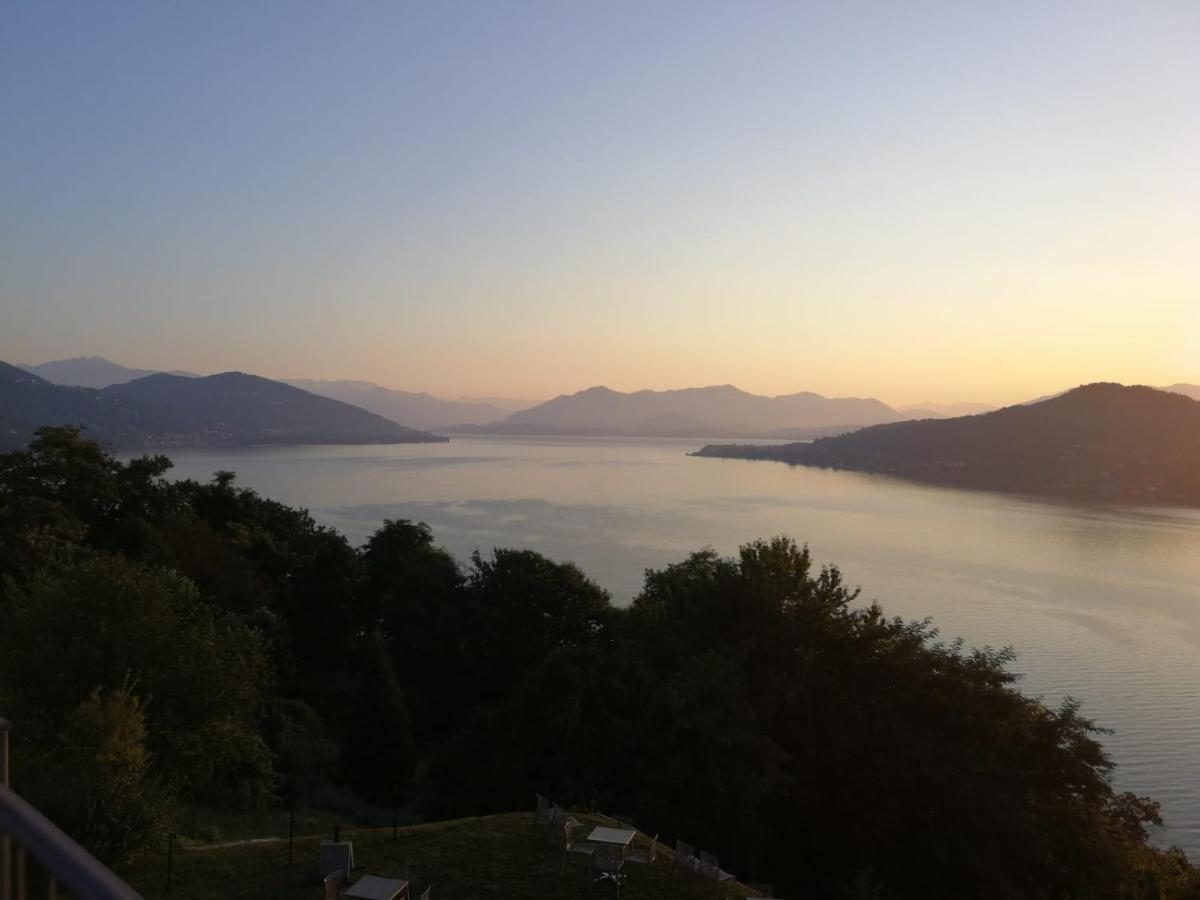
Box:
[0,719,143,900]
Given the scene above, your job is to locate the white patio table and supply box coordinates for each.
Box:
[587,826,636,886]
[344,874,409,900]
[587,826,636,851]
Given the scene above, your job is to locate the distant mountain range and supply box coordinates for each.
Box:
[897,401,997,418]
[1163,383,1200,402]
[452,395,535,412]
[20,356,198,388]
[443,384,905,438]
[0,362,444,451]
[694,383,1200,505]
[20,358,526,430]
[286,379,516,430]
[18,356,1200,443]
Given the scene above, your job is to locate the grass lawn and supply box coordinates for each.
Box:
[172,799,393,845]
[124,812,760,899]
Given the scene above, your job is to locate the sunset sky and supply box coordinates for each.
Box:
[2,1,1197,406]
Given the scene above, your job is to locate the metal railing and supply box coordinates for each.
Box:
[0,720,143,900]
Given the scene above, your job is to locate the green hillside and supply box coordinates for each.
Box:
[125,812,759,900]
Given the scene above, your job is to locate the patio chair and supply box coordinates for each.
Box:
[319,841,355,880]
[546,805,568,845]
[590,843,625,895]
[551,805,584,835]
[564,819,596,867]
[626,832,658,865]
[419,888,431,900]
[536,793,552,825]
[698,850,736,883]
[674,839,698,873]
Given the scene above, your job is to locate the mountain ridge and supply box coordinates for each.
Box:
[286,378,515,429]
[1163,383,1200,402]
[444,383,905,437]
[897,401,997,418]
[0,362,445,450]
[20,355,198,388]
[693,383,1200,505]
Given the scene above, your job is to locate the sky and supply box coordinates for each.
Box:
[2,1,1197,407]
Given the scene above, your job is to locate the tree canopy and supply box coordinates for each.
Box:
[0,427,1195,896]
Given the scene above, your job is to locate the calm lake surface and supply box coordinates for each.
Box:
[164,435,1200,854]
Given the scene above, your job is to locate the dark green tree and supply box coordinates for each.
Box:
[462,548,613,708]
[361,520,465,739]
[1,555,273,807]
[19,684,172,868]
[265,698,339,801]
[342,632,418,808]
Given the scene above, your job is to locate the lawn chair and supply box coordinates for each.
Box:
[536,793,552,825]
[626,832,658,865]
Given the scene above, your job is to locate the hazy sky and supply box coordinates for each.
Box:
[2,2,1197,406]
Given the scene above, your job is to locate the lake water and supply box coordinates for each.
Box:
[163,435,1200,855]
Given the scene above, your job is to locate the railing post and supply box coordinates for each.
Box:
[2,718,11,900]
[165,834,173,893]
[1,718,10,787]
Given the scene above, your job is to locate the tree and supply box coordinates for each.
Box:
[265,698,339,801]
[625,538,1183,898]
[461,548,613,709]
[0,426,175,601]
[342,632,418,807]
[23,685,172,867]
[0,555,273,807]
[361,520,465,739]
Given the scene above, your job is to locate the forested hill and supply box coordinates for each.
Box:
[0,361,445,449]
[0,360,151,450]
[694,383,1200,504]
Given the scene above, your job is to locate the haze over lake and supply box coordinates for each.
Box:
[161,434,1200,855]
